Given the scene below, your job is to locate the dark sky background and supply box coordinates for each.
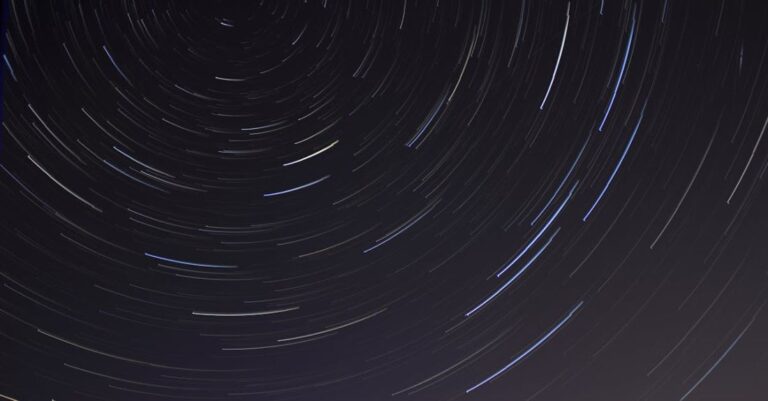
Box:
[2,1,768,400]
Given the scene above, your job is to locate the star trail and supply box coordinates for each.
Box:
[2,1,768,400]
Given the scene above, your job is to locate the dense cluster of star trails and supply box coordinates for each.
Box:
[2,1,768,400]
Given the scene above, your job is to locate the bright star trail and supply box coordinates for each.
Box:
[2,1,768,400]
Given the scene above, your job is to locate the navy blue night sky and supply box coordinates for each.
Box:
[2,1,768,400]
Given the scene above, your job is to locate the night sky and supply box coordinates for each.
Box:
[2,1,768,400]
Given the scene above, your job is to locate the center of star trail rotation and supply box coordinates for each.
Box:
[2,1,768,400]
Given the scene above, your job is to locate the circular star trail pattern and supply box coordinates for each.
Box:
[2,1,768,400]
